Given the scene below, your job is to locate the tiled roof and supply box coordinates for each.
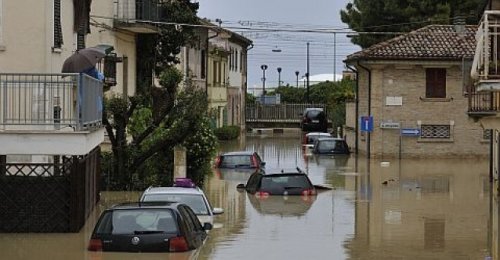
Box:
[345,25,477,61]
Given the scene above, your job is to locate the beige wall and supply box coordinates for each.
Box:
[0,1,77,73]
[87,1,137,97]
[347,61,489,158]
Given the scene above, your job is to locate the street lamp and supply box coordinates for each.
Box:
[261,64,268,95]
[277,67,282,87]
[295,71,299,88]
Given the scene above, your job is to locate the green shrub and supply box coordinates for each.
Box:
[214,126,240,140]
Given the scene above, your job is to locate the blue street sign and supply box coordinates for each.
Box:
[360,116,373,132]
[401,128,420,136]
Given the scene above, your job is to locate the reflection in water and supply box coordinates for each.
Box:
[0,132,496,259]
[247,194,317,217]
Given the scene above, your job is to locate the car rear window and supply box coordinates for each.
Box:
[260,174,313,193]
[142,194,209,215]
[95,209,178,235]
[317,140,337,150]
[220,155,252,167]
[306,110,323,118]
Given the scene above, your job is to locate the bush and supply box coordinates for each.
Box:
[214,126,240,140]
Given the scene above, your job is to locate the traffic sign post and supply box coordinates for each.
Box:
[360,116,373,132]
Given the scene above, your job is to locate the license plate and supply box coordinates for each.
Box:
[312,120,319,123]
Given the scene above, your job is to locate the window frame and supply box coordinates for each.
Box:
[425,68,447,98]
[420,124,451,139]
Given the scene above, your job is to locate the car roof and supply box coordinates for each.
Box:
[316,137,344,141]
[221,151,255,156]
[259,168,306,176]
[110,201,182,210]
[142,186,204,196]
[306,132,332,137]
[304,107,323,111]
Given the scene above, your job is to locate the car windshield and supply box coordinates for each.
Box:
[307,134,330,144]
[220,155,252,167]
[96,209,178,235]
[142,194,209,215]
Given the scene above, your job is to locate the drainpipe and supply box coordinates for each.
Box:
[357,61,372,159]
[243,43,254,131]
[346,64,359,154]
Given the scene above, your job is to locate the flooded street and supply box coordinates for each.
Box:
[0,131,496,259]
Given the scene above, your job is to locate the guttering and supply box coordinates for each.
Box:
[357,61,371,159]
[346,63,359,155]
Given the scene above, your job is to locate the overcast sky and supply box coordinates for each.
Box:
[197,0,360,93]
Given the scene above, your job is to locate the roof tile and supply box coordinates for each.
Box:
[346,25,477,61]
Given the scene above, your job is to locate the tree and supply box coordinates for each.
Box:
[102,1,216,190]
[340,0,486,49]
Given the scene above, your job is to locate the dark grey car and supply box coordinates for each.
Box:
[88,202,212,252]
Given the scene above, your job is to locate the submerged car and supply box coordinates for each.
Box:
[300,108,328,132]
[140,178,223,225]
[214,151,265,169]
[302,132,333,151]
[88,201,212,252]
[237,168,316,197]
[311,137,350,155]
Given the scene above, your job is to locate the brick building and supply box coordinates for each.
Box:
[344,25,489,158]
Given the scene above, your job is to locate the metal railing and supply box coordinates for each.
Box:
[471,10,500,81]
[468,91,500,113]
[114,0,162,22]
[246,103,327,122]
[0,73,103,131]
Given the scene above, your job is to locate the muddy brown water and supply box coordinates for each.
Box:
[0,131,496,260]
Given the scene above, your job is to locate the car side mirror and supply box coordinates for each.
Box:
[212,207,224,215]
[203,222,213,231]
[236,183,246,190]
[260,162,266,167]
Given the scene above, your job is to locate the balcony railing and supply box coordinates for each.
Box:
[114,0,162,23]
[0,73,103,132]
[468,91,500,115]
[471,10,500,82]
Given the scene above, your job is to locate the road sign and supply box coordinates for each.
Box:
[401,128,420,136]
[360,116,373,132]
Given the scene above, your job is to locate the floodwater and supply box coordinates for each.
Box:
[0,131,497,260]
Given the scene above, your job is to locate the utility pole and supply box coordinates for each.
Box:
[306,42,310,103]
[333,32,337,81]
[261,64,268,96]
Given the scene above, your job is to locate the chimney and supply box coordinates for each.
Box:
[453,16,466,38]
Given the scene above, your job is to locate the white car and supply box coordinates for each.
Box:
[303,132,333,152]
[140,180,223,225]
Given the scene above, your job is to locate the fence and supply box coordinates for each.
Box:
[0,148,100,233]
[0,73,103,131]
[246,103,327,122]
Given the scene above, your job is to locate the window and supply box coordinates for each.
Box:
[420,124,450,139]
[235,50,238,71]
[53,0,63,49]
[426,68,446,98]
[483,129,492,141]
[200,50,206,79]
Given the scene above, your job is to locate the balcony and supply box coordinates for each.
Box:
[472,10,500,91]
[114,0,163,33]
[0,73,104,155]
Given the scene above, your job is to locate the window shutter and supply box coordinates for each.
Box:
[426,68,446,98]
[54,0,63,48]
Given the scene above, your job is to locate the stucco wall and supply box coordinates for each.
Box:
[87,1,137,97]
[350,62,488,158]
[0,1,77,73]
